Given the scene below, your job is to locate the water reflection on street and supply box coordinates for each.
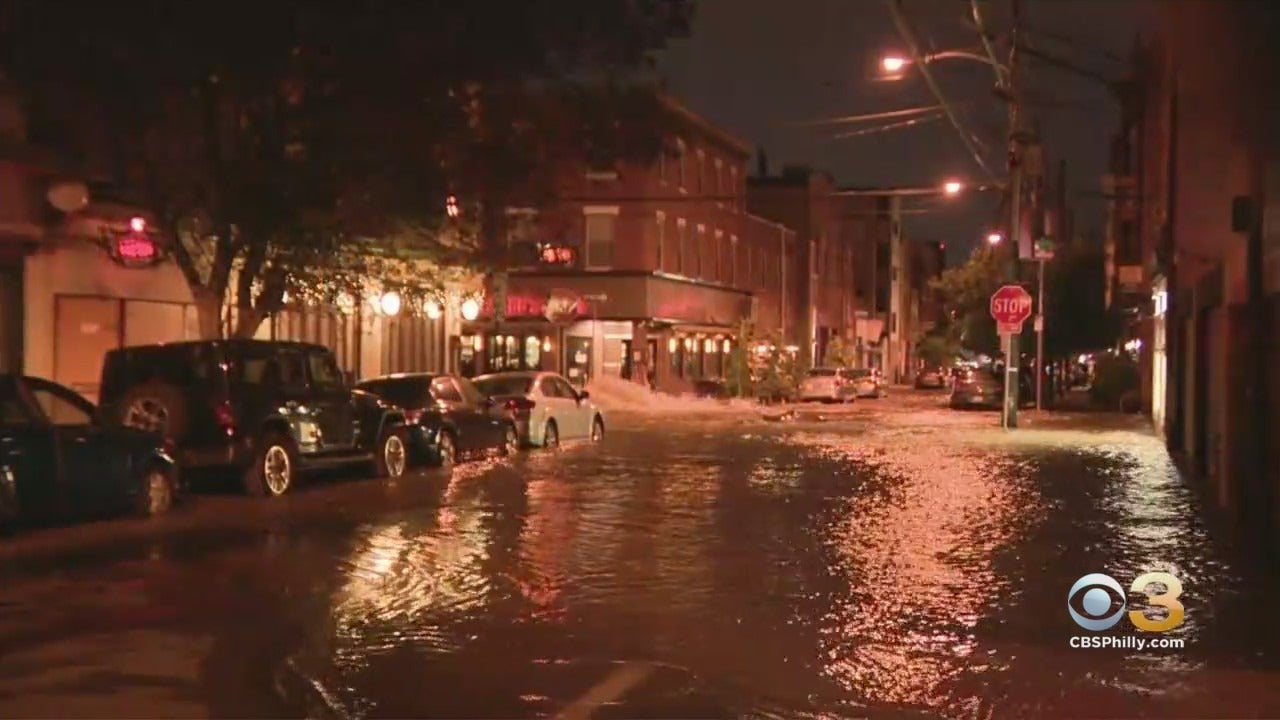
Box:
[1,395,1279,718]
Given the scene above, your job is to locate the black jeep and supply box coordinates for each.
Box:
[97,340,408,497]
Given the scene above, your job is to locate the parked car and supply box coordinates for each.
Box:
[98,340,409,498]
[1,374,179,530]
[472,371,605,448]
[797,368,858,403]
[356,373,517,467]
[949,368,1035,410]
[843,368,886,398]
[915,367,947,389]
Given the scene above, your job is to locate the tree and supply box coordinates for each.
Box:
[1043,246,1122,358]
[929,245,1010,356]
[2,1,692,337]
[724,319,756,398]
[822,335,858,368]
[914,333,956,368]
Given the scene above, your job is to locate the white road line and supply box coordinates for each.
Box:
[555,661,654,720]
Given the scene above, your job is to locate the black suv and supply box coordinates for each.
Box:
[98,340,408,497]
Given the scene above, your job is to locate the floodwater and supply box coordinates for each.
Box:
[1,392,1278,719]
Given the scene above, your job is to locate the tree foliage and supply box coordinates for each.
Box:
[2,0,692,337]
[929,245,1010,356]
[822,335,858,368]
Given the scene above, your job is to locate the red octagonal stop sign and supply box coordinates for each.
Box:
[990,284,1033,325]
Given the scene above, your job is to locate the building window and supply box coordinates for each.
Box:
[692,224,706,277]
[655,211,666,271]
[714,158,724,205]
[584,207,618,269]
[714,229,724,281]
[730,166,739,210]
[677,139,687,190]
[697,150,706,194]
[676,219,688,274]
[658,144,667,184]
[729,234,739,286]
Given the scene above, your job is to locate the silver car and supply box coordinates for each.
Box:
[472,371,605,448]
[797,367,858,403]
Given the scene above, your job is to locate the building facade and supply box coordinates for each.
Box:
[1130,1,1280,543]
[460,96,794,393]
[747,165,858,367]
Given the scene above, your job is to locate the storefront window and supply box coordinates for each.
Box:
[523,336,542,370]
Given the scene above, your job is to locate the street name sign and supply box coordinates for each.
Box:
[991,284,1033,335]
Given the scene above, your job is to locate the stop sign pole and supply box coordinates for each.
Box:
[990,284,1033,429]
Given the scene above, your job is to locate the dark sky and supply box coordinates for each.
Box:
[660,0,1149,262]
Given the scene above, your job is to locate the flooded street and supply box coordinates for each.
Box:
[2,391,1279,719]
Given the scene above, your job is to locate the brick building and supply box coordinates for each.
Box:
[1129,1,1280,542]
[463,95,795,393]
[747,164,857,367]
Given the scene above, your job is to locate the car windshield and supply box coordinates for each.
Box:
[474,375,535,397]
[806,369,837,378]
[357,377,432,408]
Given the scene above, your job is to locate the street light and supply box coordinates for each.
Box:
[378,291,402,317]
[986,232,1004,246]
[460,297,480,321]
[881,55,909,74]
[943,180,964,195]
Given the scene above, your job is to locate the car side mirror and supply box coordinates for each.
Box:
[577,390,590,402]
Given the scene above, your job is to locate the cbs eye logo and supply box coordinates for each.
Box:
[1067,572,1184,632]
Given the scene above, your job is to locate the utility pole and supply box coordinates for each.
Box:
[1002,0,1025,429]
[888,194,903,384]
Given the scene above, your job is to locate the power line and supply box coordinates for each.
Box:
[789,103,945,126]
[829,111,945,139]
[886,0,996,180]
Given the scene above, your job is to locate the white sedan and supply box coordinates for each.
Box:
[473,371,605,448]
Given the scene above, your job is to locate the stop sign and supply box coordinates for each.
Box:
[990,284,1033,325]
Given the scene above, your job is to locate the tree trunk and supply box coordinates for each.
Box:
[232,307,268,339]
[194,290,224,339]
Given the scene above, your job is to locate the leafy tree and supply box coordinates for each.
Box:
[725,319,756,399]
[3,1,692,337]
[822,335,858,368]
[929,245,1010,356]
[1043,246,1123,358]
[914,333,956,368]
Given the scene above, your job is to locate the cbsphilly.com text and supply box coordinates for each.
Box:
[1070,636,1185,650]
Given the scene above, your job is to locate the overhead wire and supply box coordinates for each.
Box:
[829,111,945,139]
[789,103,946,126]
[886,0,996,180]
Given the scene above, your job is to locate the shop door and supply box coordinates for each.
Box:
[54,297,121,403]
[565,337,591,387]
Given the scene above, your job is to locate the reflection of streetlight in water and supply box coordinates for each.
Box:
[332,503,494,662]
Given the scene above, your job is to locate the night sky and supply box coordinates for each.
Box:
[661,0,1150,263]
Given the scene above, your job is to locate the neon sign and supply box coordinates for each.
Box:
[111,232,161,267]
[539,245,576,265]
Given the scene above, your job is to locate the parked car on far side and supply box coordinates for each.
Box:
[472,371,605,448]
[797,368,858,403]
[915,367,947,389]
[844,368,886,398]
[356,373,518,467]
[1,374,180,531]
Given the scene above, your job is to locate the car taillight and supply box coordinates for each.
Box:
[504,398,535,416]
[214,401,236,437]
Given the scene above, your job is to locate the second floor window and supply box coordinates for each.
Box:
[584,210,617,269]
[677,140,687,189]
[715,159,724,205]
[730,166,740,210]
[676,219,688,274]
[729,234,739,286]
[692,225,706,277]
[655,211,666,271]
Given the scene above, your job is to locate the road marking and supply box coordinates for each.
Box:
[555,661,653,720]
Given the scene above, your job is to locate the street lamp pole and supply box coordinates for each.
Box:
[1001,0,1025,430]
[1036,256,1046,410]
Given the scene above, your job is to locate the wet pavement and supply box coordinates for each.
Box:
[2,390,1279,719]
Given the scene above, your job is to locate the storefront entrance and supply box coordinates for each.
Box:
[565,336,591,387]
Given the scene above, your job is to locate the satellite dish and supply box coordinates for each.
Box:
[46,181,90,213]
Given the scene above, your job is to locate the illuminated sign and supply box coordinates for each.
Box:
[539,244,576,265]
[110,232,161,267]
